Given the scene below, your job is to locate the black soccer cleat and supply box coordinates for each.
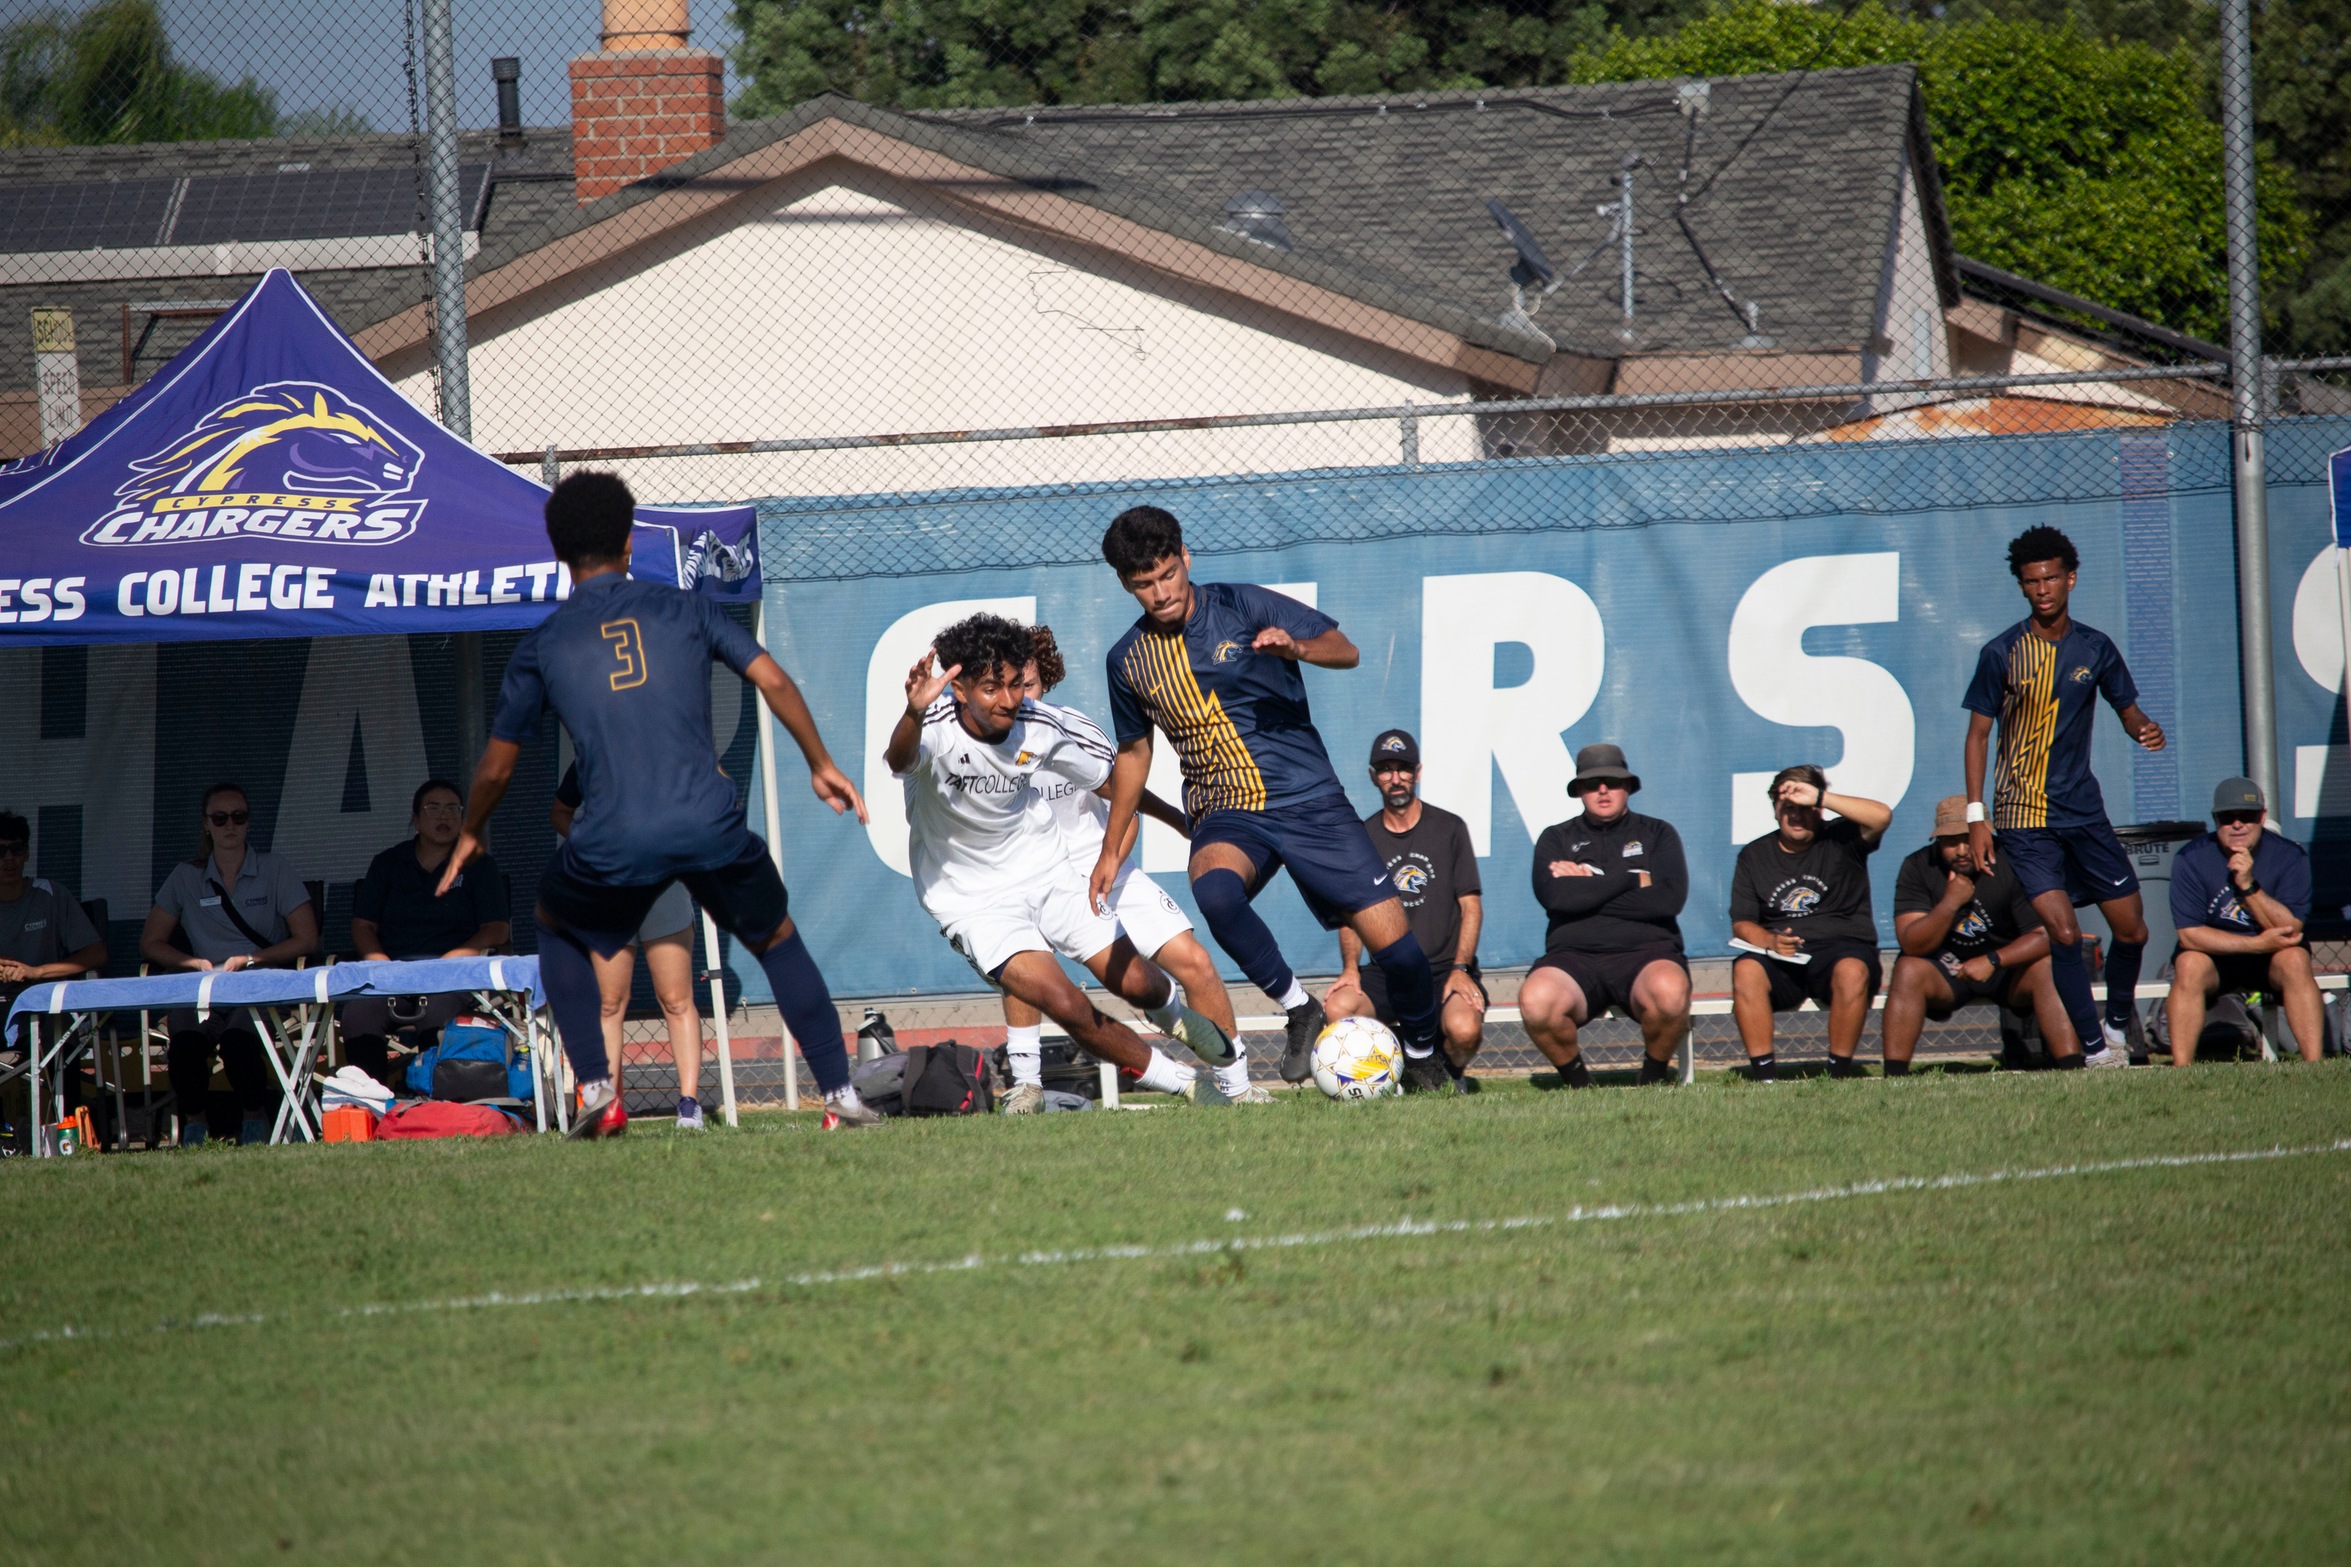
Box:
[1279,996,1325,1083]
[1400,1050,1453,1095]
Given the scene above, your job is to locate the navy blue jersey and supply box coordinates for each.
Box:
[491,573,765,884]
[1962,619,2138,830]
[2170,831,2312,934]
[1105,581,1344,817]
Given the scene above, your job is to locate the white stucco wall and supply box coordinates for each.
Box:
[401,184,1478,504]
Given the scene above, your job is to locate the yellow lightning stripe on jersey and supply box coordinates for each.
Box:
[1125,629,1266,815]
[1993,632,2059,830]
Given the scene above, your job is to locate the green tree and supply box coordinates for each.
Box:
[0,0,274,146]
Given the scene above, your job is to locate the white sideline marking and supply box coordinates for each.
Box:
[7,1139,2347,1352]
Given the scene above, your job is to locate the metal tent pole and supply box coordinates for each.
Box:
[701,909,739,1127]
[420,0,486,771]
[2220,0,2278,810]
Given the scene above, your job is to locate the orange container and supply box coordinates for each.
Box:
[321,1106,376,1143]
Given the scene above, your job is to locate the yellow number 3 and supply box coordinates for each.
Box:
[601,619,647,690]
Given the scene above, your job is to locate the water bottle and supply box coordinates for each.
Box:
[857,1008,898,1063]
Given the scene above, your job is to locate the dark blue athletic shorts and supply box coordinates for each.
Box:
[536,828,787,956]
[1997,821,2140,907]
[1194,791,1395,930]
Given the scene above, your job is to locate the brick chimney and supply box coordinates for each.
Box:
[568,0,724,203]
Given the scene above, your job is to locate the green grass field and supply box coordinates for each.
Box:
[6,1065,2349,1564]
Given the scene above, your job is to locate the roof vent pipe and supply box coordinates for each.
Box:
[1222,190,1294,252]
[492,57,523,146]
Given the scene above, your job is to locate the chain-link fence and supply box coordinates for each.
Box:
[8,0,2349,1098]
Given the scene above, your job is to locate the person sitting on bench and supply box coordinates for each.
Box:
[2167,777,2323,1064]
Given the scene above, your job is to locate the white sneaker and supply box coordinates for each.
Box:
[822,1085,887,1127]
[1226,1083,1276,1104]
[2084,1039,2130,1069]
[1000,1083,1045,1115]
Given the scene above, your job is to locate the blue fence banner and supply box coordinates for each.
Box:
[0,269,757,647]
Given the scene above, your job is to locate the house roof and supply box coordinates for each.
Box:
[1,66,1953,404]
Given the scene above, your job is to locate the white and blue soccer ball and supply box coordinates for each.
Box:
[1312,1015,1404,1101]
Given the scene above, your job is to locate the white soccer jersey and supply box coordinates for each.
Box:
[1026,697,1117,871]
[898,694,1115,911]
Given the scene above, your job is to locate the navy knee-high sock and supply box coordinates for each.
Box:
[534,916,611,1083]
[755,930,852,1095]
[1192,868,1296,1002]
[1370,932,1441,1056]
[2103,940,2144,1030]
[2046,935,2101,1047]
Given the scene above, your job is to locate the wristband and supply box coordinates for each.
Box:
[2240,878,2261,898]
[1964,801,1986,824]
[1986,950,2003,973]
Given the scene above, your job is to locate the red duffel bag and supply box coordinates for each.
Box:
[373,1101,522,1139]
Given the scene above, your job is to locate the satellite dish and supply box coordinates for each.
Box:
[1486,199,1557,291]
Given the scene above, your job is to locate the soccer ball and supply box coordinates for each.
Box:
[1312,1015,1404,1101]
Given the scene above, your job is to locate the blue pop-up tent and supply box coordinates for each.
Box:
[0,268,760,646]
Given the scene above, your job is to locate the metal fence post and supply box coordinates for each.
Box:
[2219,0,2278,812]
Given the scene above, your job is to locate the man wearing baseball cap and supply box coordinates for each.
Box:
[1882,795,2075,1073]
[1326,729,1487,1076]
[2166,777,2322,1063]
[1519,743,1691,1086]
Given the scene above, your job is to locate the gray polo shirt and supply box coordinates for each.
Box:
[154,851,311,962]
[0,879,101,969]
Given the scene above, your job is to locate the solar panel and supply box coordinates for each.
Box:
[0,178,182,254]
[171,163,488,245]
[0,163,491,254]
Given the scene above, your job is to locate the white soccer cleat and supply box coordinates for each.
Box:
[1175,1067,1233,1106]
[1000,1082,1045,1115]
[1226,1083,1276,1104]
[2084,1040,2130,1069]
[821,1085,887,1127]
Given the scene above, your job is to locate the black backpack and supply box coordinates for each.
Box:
[901,1042,995,1116]
[2145,993,2264,1062]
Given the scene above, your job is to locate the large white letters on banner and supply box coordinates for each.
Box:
[1419,572,1605,855]
[863,595,1035,876]
[273,636,432,880]
[0,645,155,908]
[1726,553,1914,843]
[2289,546,2348,817]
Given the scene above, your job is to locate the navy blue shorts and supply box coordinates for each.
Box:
[1193,792,1395,931]
[1997,821,2139,907]
[536,829,787,957]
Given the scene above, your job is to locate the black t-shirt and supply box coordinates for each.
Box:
[1531,808,1688,955]
[1359,803,1480,971]
[1891,844,2041,961]
[350,838,509,958]
[1729,818,1879,948]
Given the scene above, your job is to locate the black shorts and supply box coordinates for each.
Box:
[536,831,786,957]
[2172,944,2305,998]
[1193,793,1395,931]
[1531,944,1688,1016]
[1997,821,2139,906]
[1356,961,1485,1026]
[1921,951,2027,1021]
[1738,939,1883,1011]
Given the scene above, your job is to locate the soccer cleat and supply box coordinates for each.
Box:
[676,1096,704,1131]
[1000,1083,1046,1115]
[821,1086,887,1128]
[1226,1083,1276,1104]
[1399,1050,1453,1095]
[2084,1039,2130,1069]
[1175,1067,1233,1106]
[1279,996,1326,1083]
[567,1080,628,1140]
[1170,1006,1236,1066]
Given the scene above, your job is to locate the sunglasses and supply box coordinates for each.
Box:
[416,802,464,818]
[1371,762,1417,776]
[2214,811,2262,827]
[0,842,27,858]
[206,809,251,827]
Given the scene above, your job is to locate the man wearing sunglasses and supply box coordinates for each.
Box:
[0,809,107,1011]
[2165,778,2322,1063]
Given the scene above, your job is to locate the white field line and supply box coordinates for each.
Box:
[7,1138,2347,1352]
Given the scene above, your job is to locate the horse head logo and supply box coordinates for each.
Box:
[1392,863,1432,896]
[117,382,419,507]
[682,528,759,590]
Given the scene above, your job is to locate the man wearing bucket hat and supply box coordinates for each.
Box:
[1326,729,1487,1076]
[1882,795,2075,1073]
[1520,744,1691,1086]
[2166,776,2323,1063]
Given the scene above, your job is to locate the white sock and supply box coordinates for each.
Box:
[1136,1047,1195,1094]
[824,1084,866,1111]
[1276,979,1310,1011]
[1215,1054,1252,1096]
[1005,1023,1044,1088]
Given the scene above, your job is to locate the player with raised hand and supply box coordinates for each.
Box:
[1091,506,1450,1093]
[1008,624,1264,1107]
[887,612,1237,1106]
[442,472,880,1136]
[1962,524,2166,1069]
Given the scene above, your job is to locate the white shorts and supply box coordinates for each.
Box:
[636,881,695,945]
[1107,867,1191,958]
[934,873,1122,986]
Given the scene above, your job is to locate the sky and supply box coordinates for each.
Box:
[136,0,744,133]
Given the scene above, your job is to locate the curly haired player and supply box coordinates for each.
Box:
[1962,524,2167,1068]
